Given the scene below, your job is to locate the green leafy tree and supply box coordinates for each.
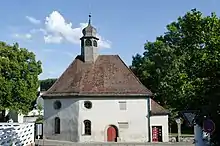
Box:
[40,78,57,91]
[0,42,42,114]
[37,103,43,115]
[131,9,220,144]
[36,103,43,123]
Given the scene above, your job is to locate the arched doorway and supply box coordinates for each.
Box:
[107,125,118,142]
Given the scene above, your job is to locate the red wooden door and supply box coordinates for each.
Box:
[107,126,116,142]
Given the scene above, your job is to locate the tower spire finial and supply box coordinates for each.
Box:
[88,13,91,25]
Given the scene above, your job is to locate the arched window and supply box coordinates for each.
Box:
[85,39,92,46]
[93,40,97,47]
[55,117,60,134]
[84,120,91,135]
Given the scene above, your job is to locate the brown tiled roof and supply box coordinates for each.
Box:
[151,99,169,115]
[42,55,152,98]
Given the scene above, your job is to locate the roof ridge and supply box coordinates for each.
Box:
[43,58,78,95]
[116,55,152,95]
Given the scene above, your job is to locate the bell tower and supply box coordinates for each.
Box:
[80,14,99,62]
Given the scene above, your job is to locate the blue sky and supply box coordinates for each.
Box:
[0,0,219,79]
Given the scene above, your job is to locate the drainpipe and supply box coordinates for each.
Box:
[147,97,151,142]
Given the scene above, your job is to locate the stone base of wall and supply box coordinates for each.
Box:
[35,139,194,146]
[169,136,194,142]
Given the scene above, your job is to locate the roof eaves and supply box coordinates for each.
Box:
[42,92,153,99]
[150,111,170,116]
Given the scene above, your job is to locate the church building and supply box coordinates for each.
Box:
[42,15,169,143]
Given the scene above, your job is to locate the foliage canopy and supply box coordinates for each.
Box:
[131,9,220,144]
[0,42,42,114]
[40,78,57,91]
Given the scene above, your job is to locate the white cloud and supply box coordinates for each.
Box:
[26,16,41,25]
[12,33,32,40]
[44,34,63,44]
[43,11,111,49]
[96,34,111,49]
[30,28,47,34]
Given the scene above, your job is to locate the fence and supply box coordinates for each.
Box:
[0,123,35,146]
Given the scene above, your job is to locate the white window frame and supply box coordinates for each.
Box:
[119,101,127,110]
